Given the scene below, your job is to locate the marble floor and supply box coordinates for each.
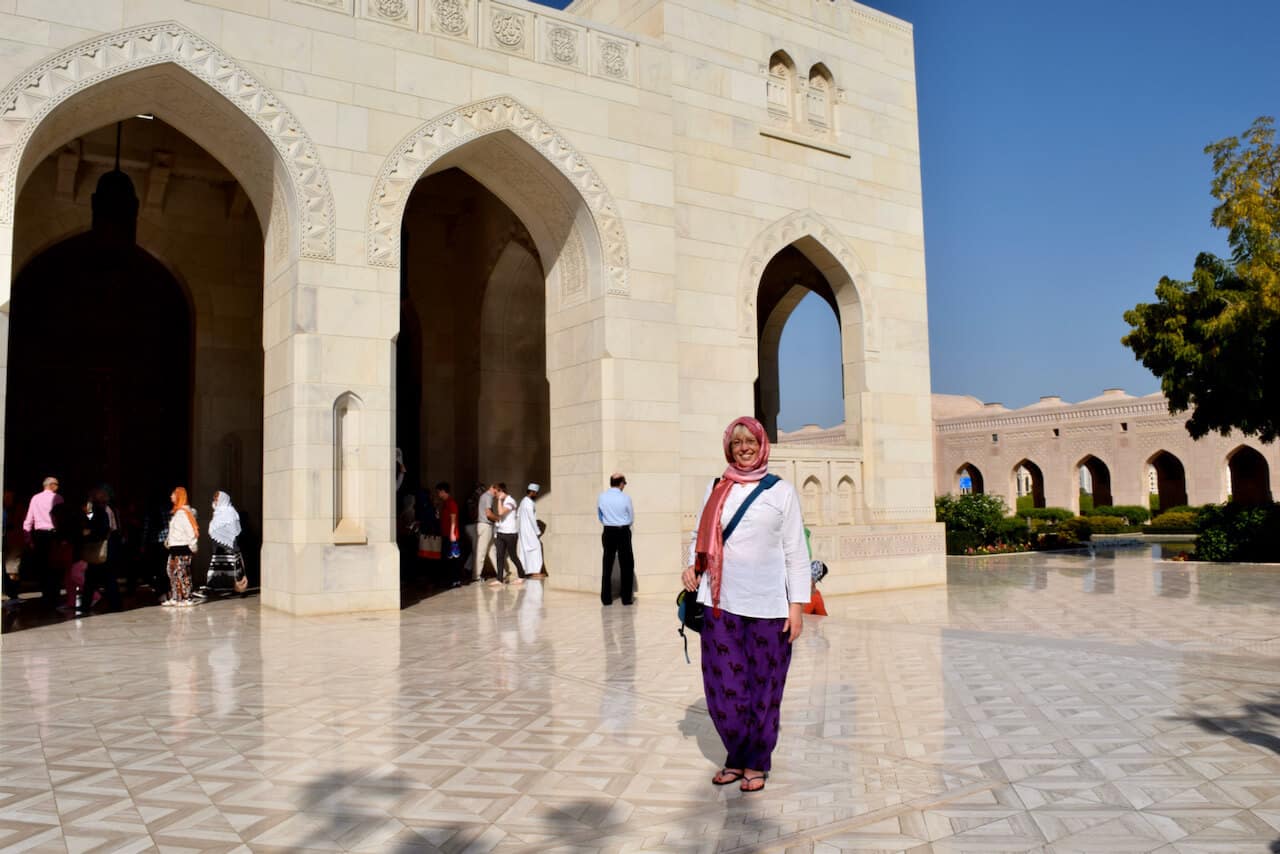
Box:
[2,548,1279,853]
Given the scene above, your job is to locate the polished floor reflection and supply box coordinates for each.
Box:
[2,548,1279,852]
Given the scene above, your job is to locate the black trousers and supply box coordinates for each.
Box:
[494,532,524,582]
[601,525,634,605]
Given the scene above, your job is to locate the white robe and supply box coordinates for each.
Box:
[517,495,543,576]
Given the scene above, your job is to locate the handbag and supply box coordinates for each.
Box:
[82,538,109,566]
[417,533,441,560]
[677,474,780,662]
[233,552,249,593]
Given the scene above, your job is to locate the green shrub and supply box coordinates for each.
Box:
[945,530,983,555]
[1079,491,1094,514]
[1194,503,1280,561]
[1021,506,1074,523]
[1016,495,1034,513]
[1086,504,1151,524]
[937,493,1009,553]
[1086,515,1130,534]
[1157,505,1200,516]
[1149,493,1160,512]
[992,516,1031,545]
[1058,517,1092,542]
[1150,511,1198,532]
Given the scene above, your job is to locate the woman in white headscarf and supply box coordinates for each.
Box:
[204,491,244,593]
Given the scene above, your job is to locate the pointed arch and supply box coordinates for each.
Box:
[0,21,335,259]
[365,95,629,295]
[1226,444,1271,505]
[1075,454,1112,509]
[956,462,984,495]
[739,209,874,349]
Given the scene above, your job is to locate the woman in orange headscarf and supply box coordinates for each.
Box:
[681,416,810,793]
[162,487,199,607]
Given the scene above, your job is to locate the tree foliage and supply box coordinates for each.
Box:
[1123,116,1280,442]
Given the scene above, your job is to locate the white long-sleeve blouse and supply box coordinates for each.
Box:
[686,477,810,619]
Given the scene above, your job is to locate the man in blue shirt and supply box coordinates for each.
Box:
[597,473,634,605]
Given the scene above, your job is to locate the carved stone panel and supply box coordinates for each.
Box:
[360,0,416,30]
[591,32,634,84]
[430,0,474,42]
[485,2,534,59]
[539,19,586,73]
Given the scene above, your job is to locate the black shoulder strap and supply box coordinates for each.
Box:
[722,474,780,543]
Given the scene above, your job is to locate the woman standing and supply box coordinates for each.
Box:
[681,416,809,793]
[163,487,199,607]
[205,491,242,594]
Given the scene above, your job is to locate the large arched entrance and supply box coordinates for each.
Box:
[1076,455,1113,511]
[1227,446,1271,506]
[0,52,314,606]
[372,99,624,596]
[1013,459,1046,509]
[1147,450,1188,511]
[956,462,984,495]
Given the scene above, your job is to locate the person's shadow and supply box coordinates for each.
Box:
[678,697,726,763]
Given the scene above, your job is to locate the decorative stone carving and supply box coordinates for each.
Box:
[837,530,944,559]
[366,96,628,296]
[600,39,628,79]
[549,27,578,66]
[738,209,875,349]
[0,22,336,260]
[374,0,407,20]
[492,13,525,49]
[433,0,469,37]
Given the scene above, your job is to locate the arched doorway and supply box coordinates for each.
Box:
[755,246,843,441]
[1147,451,1188,511]
[1013,459,1046,509]
[1076,455,1113,510]
[956,463,984,495]
[6,105,272,605]
[1227,446,1271,505]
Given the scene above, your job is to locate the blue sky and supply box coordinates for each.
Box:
[534,0,1280,429]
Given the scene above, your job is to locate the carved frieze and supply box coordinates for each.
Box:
[592,32,634,83]
[540,19,586,72]
[361,0,415,29]
[486,4,533,57]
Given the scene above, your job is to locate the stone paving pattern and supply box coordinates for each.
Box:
[2,548,1279,852]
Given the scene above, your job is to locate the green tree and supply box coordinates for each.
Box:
[1123,116,1280,442]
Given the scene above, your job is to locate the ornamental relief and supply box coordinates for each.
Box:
[599,39,628,79]
[549,27,579,66]
[492,13,526,49]
[432,0,470,37]
[0,22,336,260]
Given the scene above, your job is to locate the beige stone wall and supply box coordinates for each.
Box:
[934,391,1280,512]
[0,0,943,613]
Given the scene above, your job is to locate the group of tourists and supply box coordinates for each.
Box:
[2,476,245,613]
[396,478,546,589]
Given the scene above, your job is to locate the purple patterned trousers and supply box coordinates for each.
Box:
[700,608,793,772]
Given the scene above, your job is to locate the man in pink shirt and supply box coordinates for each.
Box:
[23,476,63,603]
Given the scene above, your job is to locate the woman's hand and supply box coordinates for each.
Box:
[781,603,804,643]
[681,566,700,592]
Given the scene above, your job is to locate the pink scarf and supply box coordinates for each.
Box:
[695,416,771,615]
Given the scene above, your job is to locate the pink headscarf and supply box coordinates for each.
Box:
[694,416,772,615]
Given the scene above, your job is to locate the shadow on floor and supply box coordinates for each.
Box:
[1180,691,1280,853]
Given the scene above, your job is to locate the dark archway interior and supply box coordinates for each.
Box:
[754,245,841,442]
[1150,451,1188,511]
[397,167,549,500]
[6,233,191,515]
[957,463,984,494]
[1079,456,1113,508]
[1015,459,1046,509]
[1228,447,1271,506]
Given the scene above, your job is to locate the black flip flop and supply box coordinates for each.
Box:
[712,768,744,786]
[740,772,767,792]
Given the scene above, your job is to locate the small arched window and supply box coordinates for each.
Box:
[767,51,797,122]
[333,392,367,543]
[802,476,823,522]
[837,476,855,524]
[807,63,835,132]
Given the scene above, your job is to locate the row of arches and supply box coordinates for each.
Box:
[800,474,858,525]
[955,446,1273,512]
[767,51,835,133]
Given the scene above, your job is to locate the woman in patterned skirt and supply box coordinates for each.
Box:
[682,416,810,793]
[162,487,199,607]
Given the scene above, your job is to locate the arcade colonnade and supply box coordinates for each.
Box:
[0,0,942,613]
[934,391,1280,513]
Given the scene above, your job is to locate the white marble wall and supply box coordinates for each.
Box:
[0,0,944,613]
